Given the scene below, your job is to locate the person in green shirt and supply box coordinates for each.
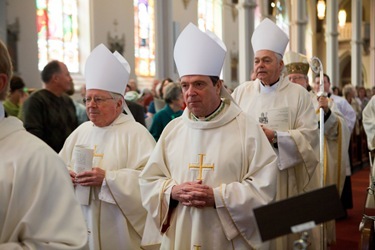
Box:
[149,82,184,141]
[3,75,28,119]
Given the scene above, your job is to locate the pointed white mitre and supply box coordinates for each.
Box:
[251,18,289,56]
[174,23,227,77]
[85,44,130,96]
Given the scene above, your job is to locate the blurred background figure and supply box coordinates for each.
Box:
[127,78,140,93]
[332,86,342,96]
[149,82,184,141]
[66,81,88,125]
[22,60,78,153]
[357,86,369,110]
[147,77,173,118]
[3,75,29,119]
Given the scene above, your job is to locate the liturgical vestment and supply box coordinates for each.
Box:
[0,116,87,249]
[232,76,320,249]
[59,113,155,250]
[310,91,350,196]
[139,98,278,250]
[363,95,375,151]
[363,96,375,208]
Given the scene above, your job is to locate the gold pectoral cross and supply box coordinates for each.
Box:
[189,154,214,180]
[193,245,201,250]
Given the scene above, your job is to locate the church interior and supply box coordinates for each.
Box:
[1,0,375,248]
[1,0,374,92]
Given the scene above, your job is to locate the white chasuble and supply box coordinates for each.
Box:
[363,96,375,151]
[232,77,320,249]
[59,113,156,250]
[140,99,278,250]
[363,96,375,209]
[0,117,87,249]
[232,76,320,198]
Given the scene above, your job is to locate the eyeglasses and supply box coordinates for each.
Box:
[83,96,114,105]
[289,76,306,82]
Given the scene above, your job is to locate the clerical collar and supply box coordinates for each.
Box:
[260,79,280,94]
[191,100,225,122]
[261,78,279,87]
[0,102,4,121]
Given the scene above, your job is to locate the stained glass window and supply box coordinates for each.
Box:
[198,0,222,38]
[36,0,79,72]
[272,0,289,38]
[134,0,155,77]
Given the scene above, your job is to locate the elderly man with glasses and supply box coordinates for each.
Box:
[59,44,155,250]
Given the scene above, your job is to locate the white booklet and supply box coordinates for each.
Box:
[73,145,94,205]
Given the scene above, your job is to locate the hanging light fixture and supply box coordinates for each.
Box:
[317,0,326,20]
[338,9,347,27]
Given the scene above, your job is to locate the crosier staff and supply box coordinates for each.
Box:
[309,56,327,250]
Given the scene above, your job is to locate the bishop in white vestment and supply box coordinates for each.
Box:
[59,44,156,250]
[139,23,278,250]
[232,19,320,249]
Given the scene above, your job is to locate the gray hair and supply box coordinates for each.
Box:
[109,92,125,108]
[342,84,355,98]
[274,52,285,73]
[164,83,182,104]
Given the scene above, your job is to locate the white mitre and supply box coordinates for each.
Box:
[85,44,130,96]
[174,22,226,77]
[251,18,289,56]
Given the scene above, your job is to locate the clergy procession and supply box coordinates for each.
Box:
[1,8,375,250]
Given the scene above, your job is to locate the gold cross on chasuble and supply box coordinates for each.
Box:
[93,145,104,167]
[188,154,214,180]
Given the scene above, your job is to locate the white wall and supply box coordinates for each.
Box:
[7,0,40,89]
[90,0,135,79]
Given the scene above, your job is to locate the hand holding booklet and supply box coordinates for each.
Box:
[73,145,94,205]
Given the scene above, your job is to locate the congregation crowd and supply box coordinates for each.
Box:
[1,18,375,250]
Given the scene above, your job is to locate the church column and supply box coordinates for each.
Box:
[370,0,375,87]
[290,0,307,54]
[238,0,257,84]
[325,0,339,86]
[258,0,271,20]
[351,0,362,87]
[154,0,173,80]
[0,0,6,41]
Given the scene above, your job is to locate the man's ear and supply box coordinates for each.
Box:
[117,98,124,110]
[216,79,223,94]
[0,73,8,94]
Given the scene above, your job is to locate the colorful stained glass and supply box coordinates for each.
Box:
[134,0,155,77]
[36,0,79,72]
